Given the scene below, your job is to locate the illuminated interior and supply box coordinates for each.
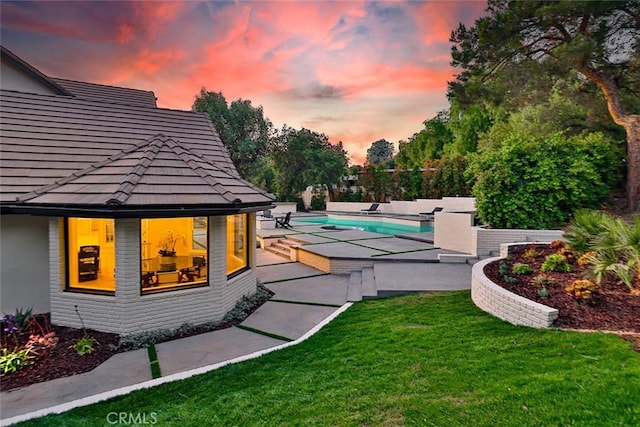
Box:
[227,214,248,276]
[140,217,208,291]
[66,218,116,292]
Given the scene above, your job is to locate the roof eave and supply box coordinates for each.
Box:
[1,202,276,218]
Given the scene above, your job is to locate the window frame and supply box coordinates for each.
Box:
[226,213,251,279]
[139,217,210,295]
[64,217,115,296]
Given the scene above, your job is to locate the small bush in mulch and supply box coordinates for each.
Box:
[484,244,640,335]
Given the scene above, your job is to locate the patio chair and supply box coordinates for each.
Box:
[360,203,380,214]
[419,206,444,219]
[275,212,292,228]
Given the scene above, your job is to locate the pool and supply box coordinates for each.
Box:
[294,216,432,236]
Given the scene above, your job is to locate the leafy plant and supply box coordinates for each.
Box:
[499,260,509,275]
[532,274,556,288]
[503,275,518,284]
[564,209,609,254]
[541,254,572,273]
[468,132,619,229]
[512,263,533,275]
[538,287,549,298]
[13,307,33,332]
[0,347,33,374]
[577,251,596,267]
[72,334,98,356]
[565,280,597,301]
[523,247,541,259]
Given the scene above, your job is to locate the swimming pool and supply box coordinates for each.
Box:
[294,216,432,236]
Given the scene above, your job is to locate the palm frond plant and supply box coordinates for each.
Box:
[574,211,640,295]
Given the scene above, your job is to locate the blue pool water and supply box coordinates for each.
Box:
[295,216,432,236]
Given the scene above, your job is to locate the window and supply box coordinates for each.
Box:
[140,217,208,292]
[66,218,115,293]
[227,214,249,276]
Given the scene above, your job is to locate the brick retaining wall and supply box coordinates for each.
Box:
[471,256,558,328]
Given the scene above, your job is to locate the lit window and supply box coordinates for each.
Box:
[140,217,208,292]
[227,214,248,276]
[66,218,115,293]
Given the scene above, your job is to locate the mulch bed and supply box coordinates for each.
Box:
[1,288,274,392]
[484,243,640,350]
[1,322,120,392]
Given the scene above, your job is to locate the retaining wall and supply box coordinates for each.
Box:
[471,256,559,328]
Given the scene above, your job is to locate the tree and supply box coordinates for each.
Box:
[270,126,348,201]
[450,0,640,210]
[192,88,272,180]
[468,131,620,229]
[365,139,395,166]
[396,111,453,168]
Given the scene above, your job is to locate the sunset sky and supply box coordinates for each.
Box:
[1,0,487,164]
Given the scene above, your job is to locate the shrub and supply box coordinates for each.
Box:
[532,274,557,288]
[0,347,33,374]
[541,254,572,273]
[71,334,98,355]
[468,132,620,229]
[577,251,596,266]
[512,263,533,275]
[523,247,541,259]
[568,211,640,295]
[565,280,597,300]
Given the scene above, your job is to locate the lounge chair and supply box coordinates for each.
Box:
[419,206,444,219]
[360,203,380,214]
[275,212,292,228]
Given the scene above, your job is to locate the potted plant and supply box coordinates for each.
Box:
[157,230,185,271]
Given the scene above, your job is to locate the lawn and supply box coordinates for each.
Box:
[17,291,640,426]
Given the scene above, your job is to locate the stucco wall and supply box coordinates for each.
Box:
[50,214,259,335]
[0,215,51,314]
[433,212,475,255]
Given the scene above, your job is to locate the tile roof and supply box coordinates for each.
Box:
[0,90,274,214]
[52,78,158,108]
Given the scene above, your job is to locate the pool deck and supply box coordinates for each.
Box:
[258,212,474,266]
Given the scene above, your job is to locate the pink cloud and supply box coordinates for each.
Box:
[1,0,489,165]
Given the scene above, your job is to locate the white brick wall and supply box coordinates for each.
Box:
[50,214,260,335]
[471,257,558,328]
[474,228,563,256]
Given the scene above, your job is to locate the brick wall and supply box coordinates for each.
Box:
[471,257,558,328]
[474,228,563,256]
[49,214,259,335]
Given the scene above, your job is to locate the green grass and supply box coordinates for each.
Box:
[18,291,640,426]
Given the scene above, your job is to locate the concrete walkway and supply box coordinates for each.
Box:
[1,249,471,425]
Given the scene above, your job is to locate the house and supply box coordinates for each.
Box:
[0,46,275,335]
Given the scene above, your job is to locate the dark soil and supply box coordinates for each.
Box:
[1,322,120,392]
[484,243,640,349]
[1,288,274,391]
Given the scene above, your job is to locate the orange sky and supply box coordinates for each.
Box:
[1,0,487,164]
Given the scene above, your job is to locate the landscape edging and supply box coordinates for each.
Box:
[471,255,559,329]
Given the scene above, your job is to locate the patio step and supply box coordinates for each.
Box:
[361,267,378,299]
[265,237,300,259]
[347,271,362,302]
